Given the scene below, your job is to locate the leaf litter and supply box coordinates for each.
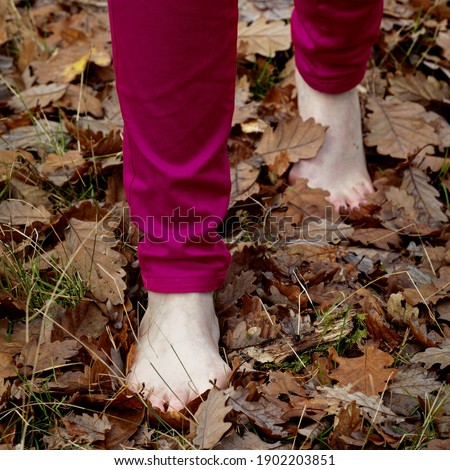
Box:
[0,0,449,451]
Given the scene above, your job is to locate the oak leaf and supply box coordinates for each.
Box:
[8,83,68,112]
[329,344,398,395]
[44,217,127,305]
[364,97,440,158]
[0,149,35,181]
[410,340,450,369]
[379,167,447,234]
[315,385,402,424]
[283,178,330,225]
[226,386,288,437]
[238,18,291,59]
[0,199,51,226]
[436,31,450,61]
[401,167,447,227]
[387,367,441,396]
[230,158,261,203]
[191,388,233,449]
[19,339,81,373]
[388,72,449,104]
[39,150,88,186]
[61,413,111,444]
[214,430,282,450]
[386,292,419,325]
[350,227,402,250]
[256,117,326,173]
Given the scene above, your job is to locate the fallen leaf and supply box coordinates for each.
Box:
[230,157,261,203]
[214,430,283,450]
[282,178,330,225]
[350,227,402,250]
[0,149,35,181]
[256,117,326,172]
[410,340,450,369]
[436,31,450,61]
[388,72,449,104]
[191,388,233,449]
[315,385,402,424]
[329,401,364,449]
[61,413,111,445]
[39,150,89,186]
[43,217,127,305]
[18,339,81,373]
[387,367,442,396]
[0,199,51,226]
[238,18,291,59]
[8,83,68,112]
[401,167,448,227]
[364,97,440,158]
[227,386,288,438]
[329,344,398,395]
[386,292,419,325]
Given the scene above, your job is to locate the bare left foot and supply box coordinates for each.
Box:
[127,291,231,412]
[289,70,373,211]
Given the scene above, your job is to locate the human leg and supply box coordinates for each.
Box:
[107,0,238,410]
[289,0,384,210]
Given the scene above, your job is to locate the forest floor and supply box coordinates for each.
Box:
[1,0,450,451]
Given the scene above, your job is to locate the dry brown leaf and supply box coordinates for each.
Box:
[230,157,261,203]
[214,430,283,450]
[19,339,81,373]
[329,401,364,449]
[45,217,127,305]
[364,97,440,158]
[0,149,35,181]
[60,301,109,340]
[401,167,448,227]
[217,270,257,312]
[386,292,419,325]
[256,117,326,172]
[329,344,398,395]
[31,41,111,84]
[0,199,51,226]
[315,385,402,424]
[232,75,259,126]
[387,367,441,396]
[226,386,288,438]
[436,31,450,61]
[0,120,68,151]
[61,413,111,445]
[57,84,104,118]
[238,18,291,60]
[427,438,450,450]
[410,340,450,369]
[0,352,16,380]
[9,178,52,208]
[8,83,68,112]
[191,388,233,449]
[39,150,88,186]
[350,227,402,250]
[388,72,449,104]
[0,0,8,46]
[283,178,330,224]
[379,167,447,235]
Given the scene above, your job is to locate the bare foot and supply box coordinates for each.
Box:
[289,70,374,211]
[127,291,230,412]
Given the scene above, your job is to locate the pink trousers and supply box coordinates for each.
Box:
[107,0,383,293]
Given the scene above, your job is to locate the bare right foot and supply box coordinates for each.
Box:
[127,291,230,412]
[289,70,374,211]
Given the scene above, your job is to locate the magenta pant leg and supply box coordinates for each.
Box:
[292,0,384,94]
[107,1,238,293]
